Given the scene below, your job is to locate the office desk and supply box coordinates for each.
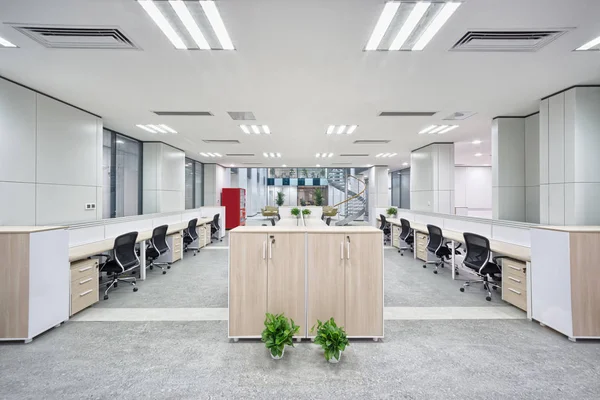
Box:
[303,217,327,227]
[276,218,303,227]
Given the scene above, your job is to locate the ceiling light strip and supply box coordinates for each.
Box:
[365,2,400,51]
[262,125,271,134]
[147,124,168,133]
[159,124,178,134]
[240,125,250,134]
[169,0,211,49]
[0,36,17,47]
[346,125,358,134]
[439,125,458,134]
[337,125,347,134]
[576,35,600,51]
[137,124,158,133]
[412,2,461,51]
[429,125,449,134]
[326,125,335,135]
[200,0,235,50]
[389,2,431,50]
[139,0,187,49]
[251,125,260,134]
[419,125,437,134]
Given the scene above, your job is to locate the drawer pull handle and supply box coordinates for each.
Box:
[79,278,93,285]
[80,289,93,297]
[508,265,523,272]
[508,288,522,295]
[78,266,92,272]
[508,277,521,283]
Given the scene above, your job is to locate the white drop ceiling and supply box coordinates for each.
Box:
[0,0,599,170]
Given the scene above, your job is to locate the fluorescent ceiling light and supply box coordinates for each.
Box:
[316,164,321,167]
[390,153,397,157]
[169,0,210,49]
[365,2,400,50]
[262,125,271,134]
[139,0,187,49]
[230,164,235,167]
[136,124,157,133]
[207,152,215,157]
[376,153,383,158]
[389,2,431,50]
[321,153,328,158]
[200,1,235,50]
[326,125,335,135]
[214,152,222,157]
[472,139,482,145]
[263,152,268,158]
[439,125,458,134]
[200,152,209,157]
[316,153,320,158]
[147,124,167,133]
[251,125,260,134]
[240,125,250,134]
[429,125,449,134]
[337,125,347,134]
[269,152,275,158]
[282,164,287,167]
[328,153,334,158]
[576,35,600,51]
[347,125,358,134]
[419,125,437,134]
[0,36,16,47]
[475,153,482,157]
[159,124,178,134]
[276,153,281,158]
[413,2,461,51]
[402,162,409,166]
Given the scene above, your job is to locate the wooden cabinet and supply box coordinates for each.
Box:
[307,232,383,338]
[416,232,428,261]
[502,258,527,311]
[229,232,305,338]
[392,225,400,248]
[70,259,99,316]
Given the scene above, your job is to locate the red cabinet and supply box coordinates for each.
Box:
[222,188,246,229]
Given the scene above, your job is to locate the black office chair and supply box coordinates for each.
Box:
[277,213,281,221]
[460,232,502,301]
[422,225,453,274]
[321,213,325,221]
[270,218,276,226]
[379,214,391,245]
[326,217,332,226]
[99,232,140,300]
[211,214,222,242]
[398,218,414,256]
[183,218,200,256]
[146,225,170,275]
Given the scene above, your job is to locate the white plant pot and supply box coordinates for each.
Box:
[328,351,342,363]
[270,348,285,360]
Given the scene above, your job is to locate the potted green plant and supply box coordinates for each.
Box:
[386,207,397,218]
[302,209,311,218]
[276,191,285,207]
[291,207,301,218]
[311,318,349,363]
[300,198,306,206]
[269,167,276,177]
[289,168,296,178]
[261,313,299,360]
[314,188,324,206]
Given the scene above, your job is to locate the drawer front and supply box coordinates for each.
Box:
[502,259,526,279]
[392,226,400,247]
[71,276,99,316]
[503,273,526,292]
[172,248,182,262]
[416,248,428,262]
[503,285,527,311]
[70,259,98,282]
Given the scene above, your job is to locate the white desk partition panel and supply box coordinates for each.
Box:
[104,220,154,239]
[302,206,322,217]
[491,224,531,247]
[443,218,492,237]
[69,225,105,247]
[197,206,226,237]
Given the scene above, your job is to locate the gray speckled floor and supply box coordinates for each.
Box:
[1,320,599,399]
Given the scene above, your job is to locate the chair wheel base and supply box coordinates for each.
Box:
[167,266,171,269]
[104,295,109,300]
[133,287,138,292]
[422,265,426,268]
[485,296,491,301]
[114,282,118,288]
[492,286,497,291]
[433,270,438,274]
[162,271,167,275]
[459,287,465,292]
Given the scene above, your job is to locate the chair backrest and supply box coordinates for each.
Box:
[463,232,491,270]
[379,215,387,230]
[321,213,324,220]
[270,218,276,226]
[113,232,139,269]
[326,217,332,226]
[426,224,444,252]
[187,218,198,240]
[152,225,169,254]
[212,214,220,229]
[400,218,411,239]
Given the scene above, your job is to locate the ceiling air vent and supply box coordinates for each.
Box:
[340,154,369,157]
[451,30,569,52]
[227,112,256,121]
[11,25,138,49]
[202,140,240,144]
[443,111,477,121]
[153,111,213,116]
[353,140,391,144]
[226,153,255,157]
[378,111,437,117]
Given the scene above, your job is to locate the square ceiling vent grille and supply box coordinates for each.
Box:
[228,112,256,121]
[451,30,570,52]
[11,25,138,49]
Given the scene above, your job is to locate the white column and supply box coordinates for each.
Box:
[525,114,540,223]
[410,143,454,213]
[142,143,185,213]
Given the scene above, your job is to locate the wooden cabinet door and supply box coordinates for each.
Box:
[267,233,306,336]
[229,233,267,337]
[344,233,383,337]
[307,233,345,335]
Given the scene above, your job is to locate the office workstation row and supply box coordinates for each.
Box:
[0,209,224,343]
[378,209,600,342]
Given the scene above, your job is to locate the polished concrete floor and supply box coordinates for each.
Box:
[2,232,600,399]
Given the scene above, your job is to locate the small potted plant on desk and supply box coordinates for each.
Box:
[386,207,397,219]
[291,207,301,218]
[302,209,311,219]
[311,318,349,363]
[261,313,299,360]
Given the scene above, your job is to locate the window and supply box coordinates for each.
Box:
[103,129,142,218]
[185,158,204,209]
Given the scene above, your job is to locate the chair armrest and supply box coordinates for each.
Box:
[492,255,510,264]
[92,253,111,260]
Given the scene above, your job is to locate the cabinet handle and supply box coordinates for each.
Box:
[346,240,350,260]
[269,240,272,259]
[79,289,93,297]
[508,288,522,295]
[79,277,93,285]
[263,241,266,260]
[508,276,521,283]
[507,265,523,272]
[340,242,344,260]
[79,266,92,273]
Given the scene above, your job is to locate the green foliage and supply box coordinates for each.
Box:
[276,191,285,207]
[386,207,397,217]
[261,313,299,358]
[302,168,309,178]
[289,168,296,178]
[300,198,306,206]
[310,318,349,361]
[269,167,276,177]
[314,188,324,206]
[291,207,301,217]
[302,209,311,216]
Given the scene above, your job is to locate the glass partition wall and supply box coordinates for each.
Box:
[185,158,204,209]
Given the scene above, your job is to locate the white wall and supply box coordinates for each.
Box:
[454,166,492,217]
[142,142,185,213]
[0,78,103,226]
[203,164,229,206]
[410,143,454,214]
[525,113,540,223]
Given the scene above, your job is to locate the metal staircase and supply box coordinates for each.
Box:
[327,169,367,226]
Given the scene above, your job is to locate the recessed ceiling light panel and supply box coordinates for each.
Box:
[200,152,222,158]
[263,152,281,158]
[240,125,271,135]
[136,124,178,134]
[418,124,458,134]
[0,36,17,48]
[576,35,600,51]
[327,125,358,135]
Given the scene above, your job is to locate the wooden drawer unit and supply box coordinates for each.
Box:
[502,258,527,311]
[415,233,429,261]
[70,259,99,316]
[392,226,400,248]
